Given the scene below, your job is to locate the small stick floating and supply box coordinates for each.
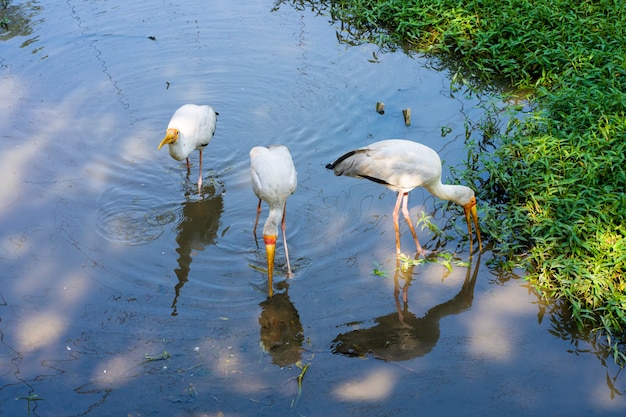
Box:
[402,108,411,126]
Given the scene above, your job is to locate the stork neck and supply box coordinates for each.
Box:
[262,206,284,237]
[425,182,467,205]
[167,136,186,161]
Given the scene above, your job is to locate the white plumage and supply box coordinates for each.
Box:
[250,145,297,295]
[326,139,482,256]
[158,104,218,188]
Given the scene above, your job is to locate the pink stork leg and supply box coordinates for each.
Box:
[401,192,425,257]
[393,191,426,258]
[197,149,203,188]
[392,192,404,255]
[253,198,262,240]
[281,203,292,277]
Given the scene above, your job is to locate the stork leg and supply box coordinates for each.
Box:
[392,192,404,255]
[281,203,292,277]
[253,199,262,240]
[400,192,426,257]
[393,192,426,257]
[197,149,203,188]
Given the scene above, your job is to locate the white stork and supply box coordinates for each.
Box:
[250,145,297,295]
[326,139,482,256]
[158,104,218,188]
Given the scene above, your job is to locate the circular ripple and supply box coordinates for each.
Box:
[95,188,177,246]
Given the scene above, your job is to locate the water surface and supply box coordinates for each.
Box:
[1,1,624,416]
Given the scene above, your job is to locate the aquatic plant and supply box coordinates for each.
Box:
[15,393,43,417]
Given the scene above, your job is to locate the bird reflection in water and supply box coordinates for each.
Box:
[258,281,304,366]
[331,254,480,361]
[170,186,224,316]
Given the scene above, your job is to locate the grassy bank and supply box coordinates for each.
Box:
[327,0,626,361]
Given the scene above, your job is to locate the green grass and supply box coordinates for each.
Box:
[320,0,626,363]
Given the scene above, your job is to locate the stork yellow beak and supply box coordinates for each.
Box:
[158,128,179,150]
[263,235,277,297]
[463,196,482,252]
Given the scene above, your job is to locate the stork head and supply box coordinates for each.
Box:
[462,196,482,252]
[158,128,180,150]
[263,234,277,297]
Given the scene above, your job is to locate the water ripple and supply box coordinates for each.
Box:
[94,187,176,246]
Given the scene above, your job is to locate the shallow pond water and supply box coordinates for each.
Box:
[1,1,625,416]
